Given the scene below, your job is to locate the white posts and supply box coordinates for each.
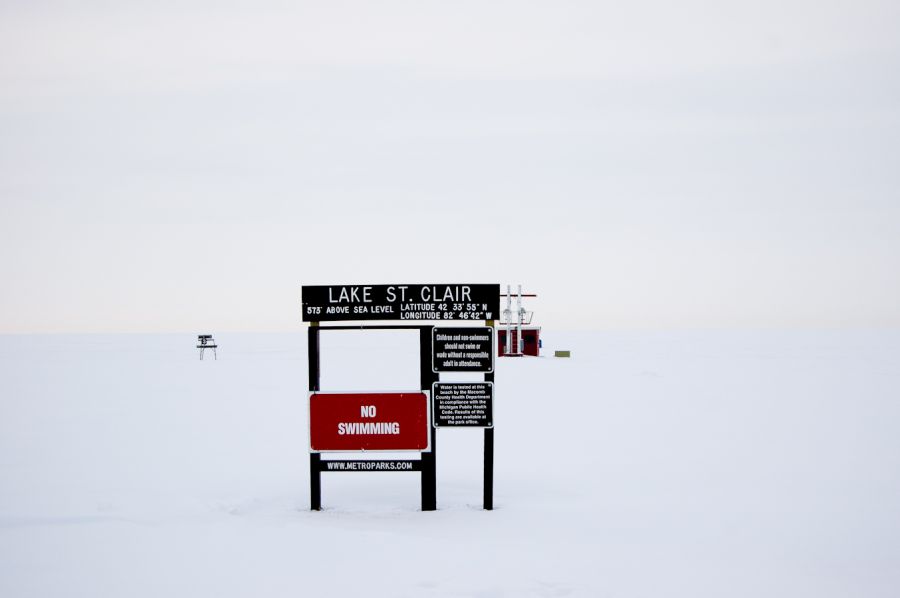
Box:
[504,285,513,356]
[516,284,523,354]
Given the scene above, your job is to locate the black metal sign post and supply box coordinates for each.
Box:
[484,321,495,510]
[308,323,321,510]
[303,284,500,512]
[418,326,438,511]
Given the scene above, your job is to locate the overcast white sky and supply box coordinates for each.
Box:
[1,0,898,333]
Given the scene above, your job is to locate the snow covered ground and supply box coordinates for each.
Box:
[1,330,899,597]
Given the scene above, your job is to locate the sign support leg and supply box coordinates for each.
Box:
[484,319,495,510]
[484,427,494,510]
[309,323,321,511]
[422,430,436,511]
[420,326,438,511]
[310,453,321,511]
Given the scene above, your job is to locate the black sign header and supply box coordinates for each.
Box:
[302,284,500,322]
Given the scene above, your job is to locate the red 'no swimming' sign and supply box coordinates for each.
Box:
[309,392,429,452]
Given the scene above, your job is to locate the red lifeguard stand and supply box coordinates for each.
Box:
[498,285,541,357]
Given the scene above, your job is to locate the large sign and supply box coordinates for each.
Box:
[302,284,500,322]
[309,392,430,451]
[433,327,494,372]
[432,383,493,428]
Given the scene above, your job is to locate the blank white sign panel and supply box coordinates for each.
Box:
[318,329,420,392]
